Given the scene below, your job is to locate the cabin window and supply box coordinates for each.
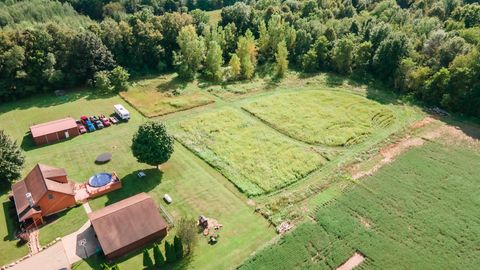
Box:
[48,194,54,200]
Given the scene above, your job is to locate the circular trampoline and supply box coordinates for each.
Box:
[88,173,113,187]
[95,153,112,164]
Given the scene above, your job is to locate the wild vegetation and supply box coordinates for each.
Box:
[240,142,480,269]
[1,0,479,117]
[172,108,327,196]
[243,90,396,146]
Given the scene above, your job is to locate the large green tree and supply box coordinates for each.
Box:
[205,41,224,82]
[131,122,174,169]
[333,36,355,74]
[175,25,205,80]
[0,130,24,185]
[142,249,154,269]
[153,243,165,267]
[275,40,288,78]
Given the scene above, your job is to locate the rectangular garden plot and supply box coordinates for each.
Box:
[172,108,327,196]
[242,90,396,147]
[120,75,215,117]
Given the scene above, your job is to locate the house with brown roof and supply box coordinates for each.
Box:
[30,117,80,145]
[88,193,168,260]
[11,164,76,228]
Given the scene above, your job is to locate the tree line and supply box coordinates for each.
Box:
[0,0,479,117]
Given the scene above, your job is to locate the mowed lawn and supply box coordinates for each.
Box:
[0,194,29,266]
[120,74,215,117]
[0,90,274,269]
[240,142,480,269]
[171,108,327,196]
[242,90,396,146]
[77,144,275,270]
[0,90,147,250]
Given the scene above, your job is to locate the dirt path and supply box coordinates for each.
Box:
[350,116,480,180]
[350,117,435,180]
[336,252,365,270]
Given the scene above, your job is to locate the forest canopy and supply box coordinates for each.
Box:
[0,0,479,117]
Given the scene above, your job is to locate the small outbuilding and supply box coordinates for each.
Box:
[88,193,168,260]
[30,117,80,145]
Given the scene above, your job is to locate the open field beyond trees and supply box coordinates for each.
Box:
[120,75,215,118]
[239,140,480,269]
[172,108,327,196]
[243,90,396,146]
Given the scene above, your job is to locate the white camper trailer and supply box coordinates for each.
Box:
[114,104,130,121]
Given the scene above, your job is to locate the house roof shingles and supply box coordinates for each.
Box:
[88,193,167,256]
[30,117,77,138]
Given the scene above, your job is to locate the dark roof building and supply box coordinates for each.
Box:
[88,193,168,260]
[30,117,80,145]
[11,164,76,227]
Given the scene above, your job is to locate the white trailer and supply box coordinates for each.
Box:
[114,104,130,121]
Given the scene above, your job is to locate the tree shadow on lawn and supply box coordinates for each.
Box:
[2,200,19,242]
[155,75,189,93]
[101,168,163,207]
[0,88,117,116]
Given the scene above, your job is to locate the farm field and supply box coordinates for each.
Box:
[171,108,327,196]
[120,75,215,117]
[239,141,480,269]
[242,90,396,146]
[0,89,274,269]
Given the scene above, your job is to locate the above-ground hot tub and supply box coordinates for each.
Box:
[88,172,114,187]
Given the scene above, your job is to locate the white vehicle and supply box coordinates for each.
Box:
[113,104,130,121]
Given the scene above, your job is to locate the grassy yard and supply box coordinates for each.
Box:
[120,74,215,117]
[0,194,29,266]
[39,205,87,246]
[239,141,480,269]
[171,108,327,196]
[0,88,275,269]
[75,143,275,270]
[242,90,395,146]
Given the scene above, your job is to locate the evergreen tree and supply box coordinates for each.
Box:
[275,40,288,78]
[165,241,176,263]
[174,235,184,260]
[143,249,154,269]
[153,243,165,267]
[205,41,224,82]
[0,130,24,185]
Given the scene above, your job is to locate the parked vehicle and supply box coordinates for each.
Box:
[114,104,130,121]
[77,122,87,134]
[85,120,96,132]
[109,116,118,124]
[90,116,99,122]
[80,116,89,125]
[99,115,111,127]
[94,120,104,129]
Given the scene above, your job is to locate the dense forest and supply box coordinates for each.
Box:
[0,0,479,116]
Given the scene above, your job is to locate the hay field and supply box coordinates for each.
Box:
[239,142,480,269]
[120,75,215,117]
[172,108,327,196]
[243,90,395,146]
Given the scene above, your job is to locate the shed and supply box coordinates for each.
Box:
[88,193,168,260]
[30,117,79,145]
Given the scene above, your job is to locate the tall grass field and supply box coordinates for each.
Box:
[172,108,327,196]
[243,90,395,146]
[240,142,480,269]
